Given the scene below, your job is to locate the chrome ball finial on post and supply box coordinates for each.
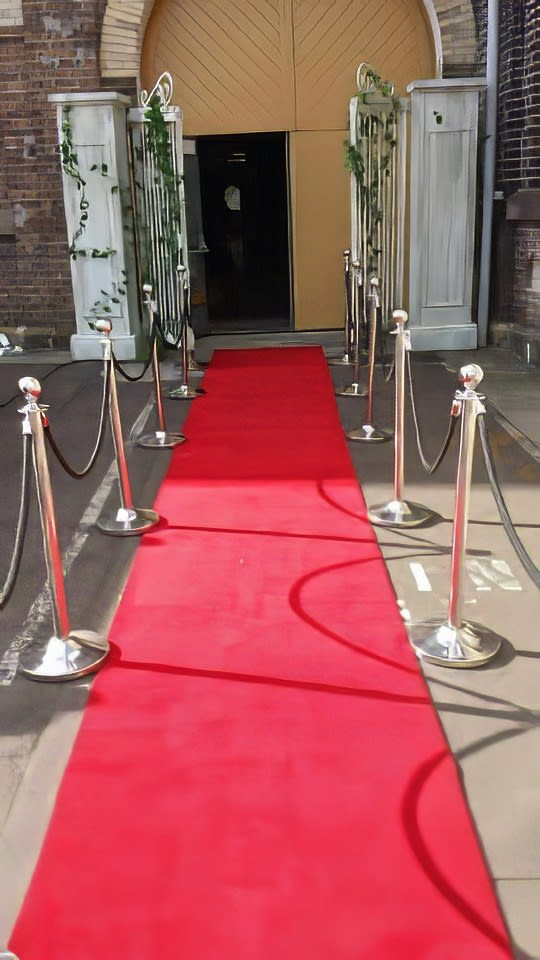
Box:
[94,317,112,337]
[18,376,42,400]
[459,363,484,392]
[392,308,408,327]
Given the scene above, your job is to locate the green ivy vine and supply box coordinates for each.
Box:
[88,269,128,321]
[137,93,184,280]
[60,106,119,261]
[345,68,402,275]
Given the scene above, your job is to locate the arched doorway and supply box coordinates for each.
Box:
[141,0,436,332]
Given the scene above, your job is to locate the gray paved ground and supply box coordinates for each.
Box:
[0,336,539,958]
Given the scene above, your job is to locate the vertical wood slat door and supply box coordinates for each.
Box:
[142,0,435,329]
[142,0,295,136]
[289,0,434,329]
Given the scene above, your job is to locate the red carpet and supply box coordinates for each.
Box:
[10,347,512,959]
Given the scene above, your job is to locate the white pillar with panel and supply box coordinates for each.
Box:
[407,78,487,351]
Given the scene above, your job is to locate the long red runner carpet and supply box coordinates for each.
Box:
[10,347,512,959]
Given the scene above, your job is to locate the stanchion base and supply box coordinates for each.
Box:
[328,353,352,366]
[368,498,434,527]
[348,424,392,443]
[335,382,368,398]
[97,506,160,536]
[137,430,186,449]
[188,356,206,374]
[169,384,206,400]
[19,632,109,682]
[408,619,503,668]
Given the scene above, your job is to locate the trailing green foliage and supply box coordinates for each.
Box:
[345,68,402,276]
[59,106,128,322]
[139,94,184,277]
[60,106,119,262]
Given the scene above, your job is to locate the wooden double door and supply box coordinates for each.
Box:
[142,0,435,330]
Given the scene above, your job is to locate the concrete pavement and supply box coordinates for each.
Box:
[0,336,539,958]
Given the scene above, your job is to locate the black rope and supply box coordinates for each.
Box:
[477,413,540,589]
[484,397,540,463]
[0,433,32,607]
[378,326,395,383]
[43,360,111,479]
[406,350,458,474]
[0,358,100,409]
[155,314,181,350]
[112,326,156,382]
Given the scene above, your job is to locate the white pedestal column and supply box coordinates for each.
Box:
[49,92,144,360]
[407,79,486,351]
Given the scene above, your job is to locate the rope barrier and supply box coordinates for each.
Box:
[0,433,32,608]
[0,314,162,622]
[169,265,205,401]
[334,261,367,397]
[94,318,160,536]
[406,350,459,474]
[378,326,395,383]
[16,377,109,681]
[43,360,111,478]
[407,363,503,667]
[477,413,540,590]
[484,397,540,463]
[155,312,182,351]
[0,358,99,409]
[112,325,157,382]
[366,310,434,527]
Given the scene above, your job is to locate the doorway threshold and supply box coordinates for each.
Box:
[195,330,343,364]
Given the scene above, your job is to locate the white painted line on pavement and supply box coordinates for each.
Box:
[409,562,432,592]
[466,557,522,592]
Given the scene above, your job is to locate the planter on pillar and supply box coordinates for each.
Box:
[49,92,144,360]
[407,78,487,351]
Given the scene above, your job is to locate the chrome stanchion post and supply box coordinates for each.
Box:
[329,249,354,365]
[16,378,109,682]
[137,284,187,448]
[347,276,391,442]
[408,364,503,666]
[95,319,160,535]
[170,264,205,400]
[335,260,367,397]
[368,310,434,526]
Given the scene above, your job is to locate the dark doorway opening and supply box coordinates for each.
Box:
[196,132,291,333]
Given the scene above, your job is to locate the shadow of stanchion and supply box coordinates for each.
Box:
[402,730,533,959]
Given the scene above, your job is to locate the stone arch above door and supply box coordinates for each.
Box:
[99,1,476,86]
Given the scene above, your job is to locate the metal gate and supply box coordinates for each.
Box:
[128,72,190,345]
[347,63,408,328]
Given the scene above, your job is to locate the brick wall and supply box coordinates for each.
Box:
[1,0,536,346]
[0,0,136,345]
[513,224,540,330]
